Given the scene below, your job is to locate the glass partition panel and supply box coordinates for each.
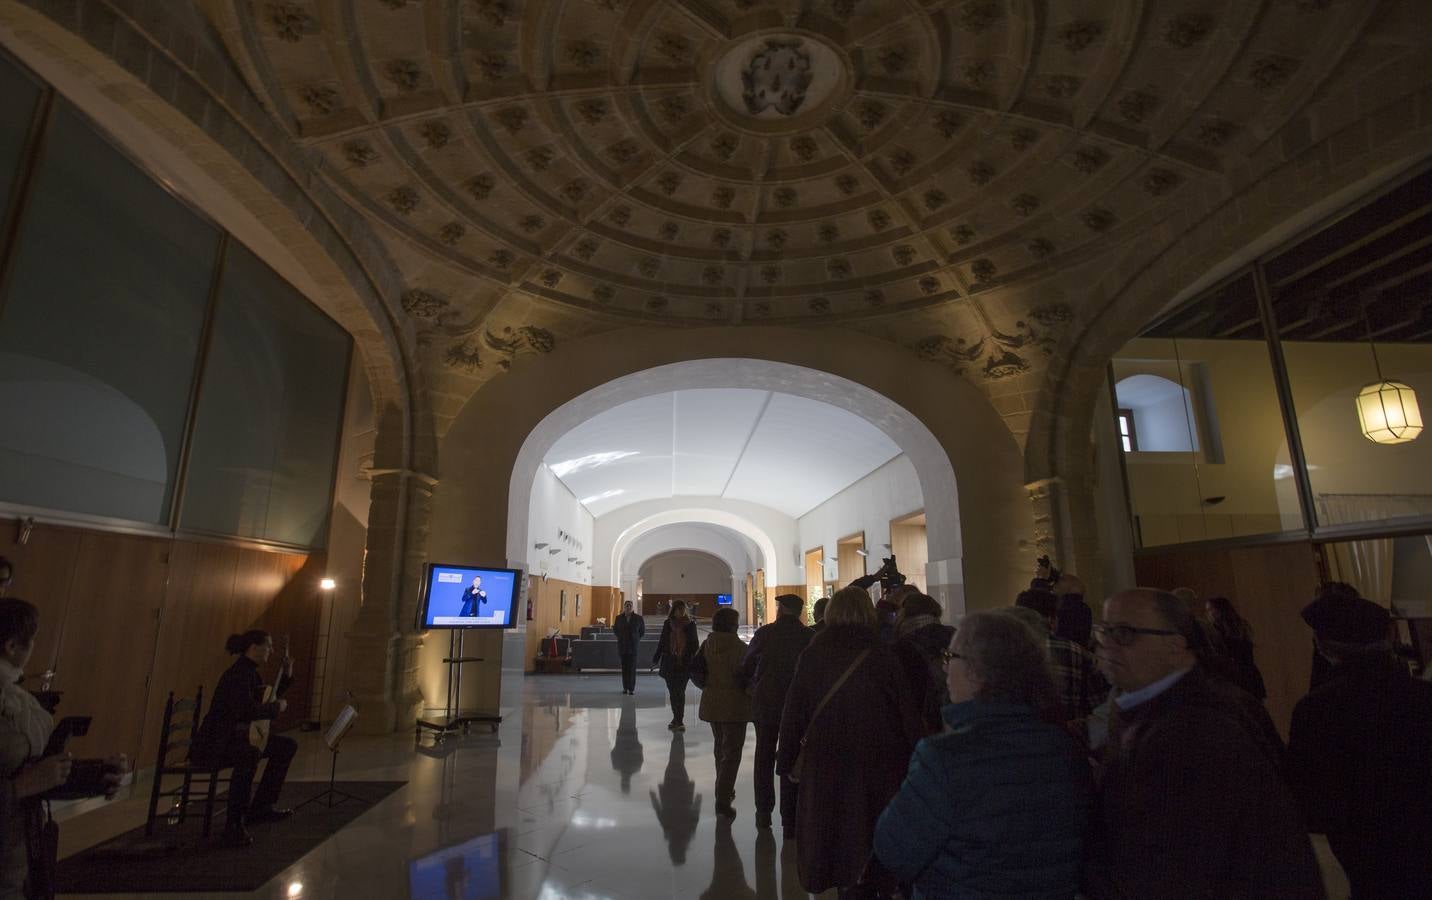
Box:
[1270,167,1432,530]
[0,104,218,523]
[1115,274,1302,546]
[0,55,41,221]
[1112,338,1208,546]
[180,242,350,547]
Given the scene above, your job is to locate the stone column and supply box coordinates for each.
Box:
[346,466,436,734]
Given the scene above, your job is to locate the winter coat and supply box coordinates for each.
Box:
[1083,668,1324,900]
[893,619,956,737]
[1213,635,1268,702]
[613,611,646,656]
[739,614,814,727]
[652,617,698,679]
[776,624,921,893]
[695,632,751,724]
[1287,654,1432,900]
[875,700,1092,899]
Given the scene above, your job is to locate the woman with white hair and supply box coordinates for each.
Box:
[873,609,1091,899]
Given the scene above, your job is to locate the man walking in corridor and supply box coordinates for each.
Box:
[614,599,645,695]
[740,593,814,837]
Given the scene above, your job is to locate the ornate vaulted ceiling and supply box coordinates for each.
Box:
[200,0,1394,438]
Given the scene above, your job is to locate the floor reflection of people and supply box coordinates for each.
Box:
[700,819,756,900]
[649,734,701,864]
[609,697,644,794]
[754,829,807,900]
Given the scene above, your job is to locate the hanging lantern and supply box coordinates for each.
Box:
[1356,380,1423,444]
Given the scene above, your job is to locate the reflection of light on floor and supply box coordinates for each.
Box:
[569,811,617,829]
[539,886,615,900]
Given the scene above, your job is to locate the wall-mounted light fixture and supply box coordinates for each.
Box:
[855,548,869,557]
[549,547,562,555]
[568,556,579,562]
[319,577,336,591]
[534,542,549,549]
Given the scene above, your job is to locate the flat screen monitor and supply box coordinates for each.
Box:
[420,563,521,629]
[409,831,505,900]
[716,593,733,606]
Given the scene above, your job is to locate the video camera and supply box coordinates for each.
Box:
[878,555,907,591]
[1035,554,1062,588]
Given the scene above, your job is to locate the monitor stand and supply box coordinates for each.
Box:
[415,629,502,744]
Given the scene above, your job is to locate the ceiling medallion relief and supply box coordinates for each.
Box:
[707,31,854,136]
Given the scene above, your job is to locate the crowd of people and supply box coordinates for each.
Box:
[651,560,1432,900]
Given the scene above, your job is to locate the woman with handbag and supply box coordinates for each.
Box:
[651,601,699,731]
[690,607,751,818]
[776,587,921,897]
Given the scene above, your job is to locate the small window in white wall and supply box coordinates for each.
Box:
[1114,375,1200,452]
[1116,408,1138,453]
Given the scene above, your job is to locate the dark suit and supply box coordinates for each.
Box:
[613,612,646,692]
[459,586,487,617]
[1288,654,1432,900]
[191,656,295,826]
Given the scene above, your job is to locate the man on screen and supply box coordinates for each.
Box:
[459,575,488,617]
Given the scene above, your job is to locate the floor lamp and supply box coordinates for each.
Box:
[302,577,338,731]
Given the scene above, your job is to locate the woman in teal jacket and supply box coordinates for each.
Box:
[874,609,1091,899]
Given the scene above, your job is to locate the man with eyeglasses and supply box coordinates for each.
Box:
[1082,589,1325,900]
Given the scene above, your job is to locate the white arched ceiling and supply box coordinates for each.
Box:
[508,359,956,588]
[620,522,760,583]
[609,506,783,586]
[543,389,902,518]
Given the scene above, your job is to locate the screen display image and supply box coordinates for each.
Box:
[716,593,733,606]
[409,831,505,900]
[421,564,521,629]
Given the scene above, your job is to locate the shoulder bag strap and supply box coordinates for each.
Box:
[807,648,872,730]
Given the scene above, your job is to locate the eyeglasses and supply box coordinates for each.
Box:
[1094,624,1180,647]
[939,648,964,666]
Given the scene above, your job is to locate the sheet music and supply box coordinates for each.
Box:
[324,704,358,750]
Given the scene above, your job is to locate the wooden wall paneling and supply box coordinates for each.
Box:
[258,553,324,731]
[1134,540,1320,737]
[1,520,83,680]
[1229,543,1320,738]
[140,540,240,768]
[837,533,866,585]
[51,530,169,761]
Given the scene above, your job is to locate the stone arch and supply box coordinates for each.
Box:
[431,326,1032,613]
[636,548,734,594]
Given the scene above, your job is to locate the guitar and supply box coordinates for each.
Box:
[248,635,291,751]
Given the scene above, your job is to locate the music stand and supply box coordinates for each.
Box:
[297,697,365,810]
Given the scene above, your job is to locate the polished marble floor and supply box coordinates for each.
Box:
[55,673,1351,900]
[56,674,816,900]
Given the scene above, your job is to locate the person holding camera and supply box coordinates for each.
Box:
[1,599,127,899]
[191,630,297,847]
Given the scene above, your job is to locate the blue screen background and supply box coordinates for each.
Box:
[423,566,518,626]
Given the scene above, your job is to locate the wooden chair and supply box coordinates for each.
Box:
[144,687,230,837]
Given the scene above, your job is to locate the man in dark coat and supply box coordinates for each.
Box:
[1083,588,1325,900]
[612,599,645,695]
[458,575,487,617]
[1288,592,1432,900]
[739,593,813,834]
